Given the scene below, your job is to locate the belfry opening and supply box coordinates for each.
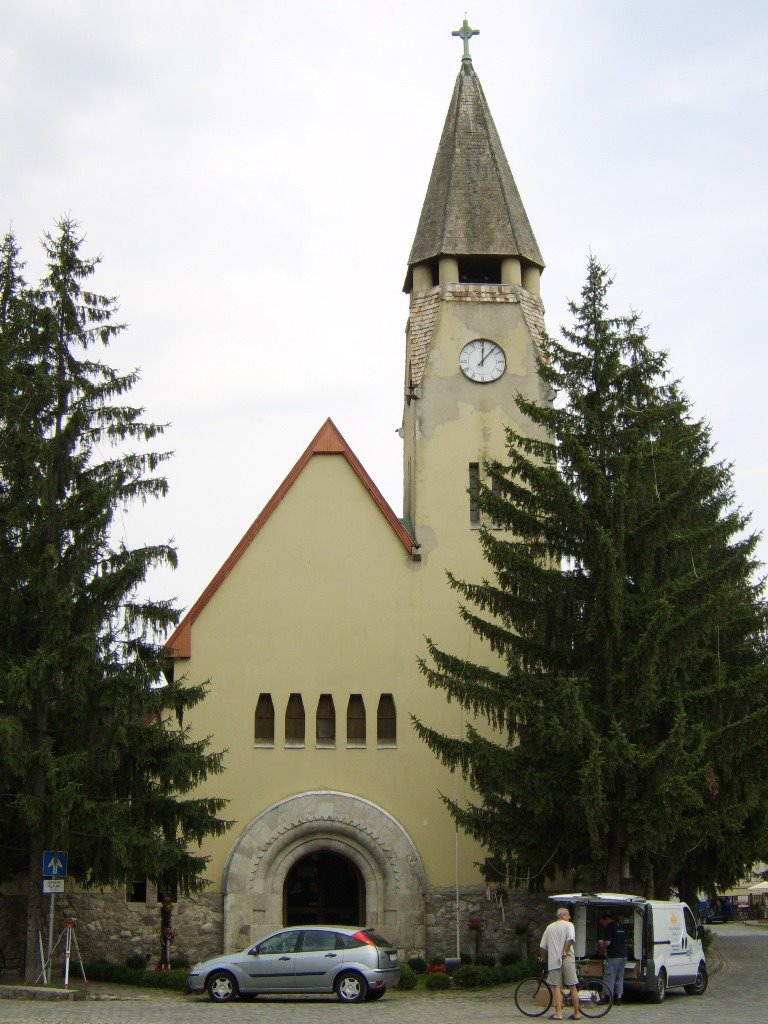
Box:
[284,851,365,926]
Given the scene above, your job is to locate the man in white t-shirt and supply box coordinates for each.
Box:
[538,906,581,1020]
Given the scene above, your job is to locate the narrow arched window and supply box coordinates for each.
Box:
[346,694,366,747]
[469,463,480,524]
[254,693,274,746]
[377,694,396,747]
[316,694,336,747]
[285,693,305,746]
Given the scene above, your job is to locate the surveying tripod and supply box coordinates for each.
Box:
[37,917,87,988]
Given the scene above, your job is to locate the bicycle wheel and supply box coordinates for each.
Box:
[576,979,613,1018]
[514,976,553,1017]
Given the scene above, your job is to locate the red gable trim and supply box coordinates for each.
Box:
[165,418,414,659]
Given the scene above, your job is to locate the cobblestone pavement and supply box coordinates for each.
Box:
[0,926,764,1024]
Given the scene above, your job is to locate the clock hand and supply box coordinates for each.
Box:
[479,341,487,365]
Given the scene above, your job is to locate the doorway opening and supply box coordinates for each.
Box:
[284,851,364,926]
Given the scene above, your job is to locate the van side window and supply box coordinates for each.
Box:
[683,905,697,939]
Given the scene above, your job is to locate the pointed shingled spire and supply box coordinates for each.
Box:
[407,62,544,276]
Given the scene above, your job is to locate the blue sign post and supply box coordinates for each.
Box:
[42,850,68,981]
[42,851,68,878]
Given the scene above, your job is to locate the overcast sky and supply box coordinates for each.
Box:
[3,0,767,614]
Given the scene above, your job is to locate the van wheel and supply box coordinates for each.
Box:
[684,964,708,995]
[650,969,666,1003]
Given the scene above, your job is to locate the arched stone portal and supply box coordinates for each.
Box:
[222,791,426,952]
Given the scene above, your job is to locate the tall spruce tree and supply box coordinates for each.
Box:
[414,256,768,901]
[0,220,229,980]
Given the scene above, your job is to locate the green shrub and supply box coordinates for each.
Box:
[460,951,473,964]
[169,954,191,970]
[453,964,480,988]
[397,963,417,990]
[475,953,496,967]
[125,954,147,970]
[407,955,427,974]
[487,965,505,986]
[85,960,189,991]
[520,956,542,976]
[500,949,521,965]
[425,971,452,991]
[460,964,499,987]
[87,961,141,984]
[500,963,523,983]
[150,970,189,991]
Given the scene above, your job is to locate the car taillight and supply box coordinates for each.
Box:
[351,930,375,945]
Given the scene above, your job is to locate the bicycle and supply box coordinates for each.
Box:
[514,959,612,1018]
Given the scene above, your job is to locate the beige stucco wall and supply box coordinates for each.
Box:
[180,452,492,899]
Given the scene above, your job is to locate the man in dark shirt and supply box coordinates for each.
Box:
[598,911,627,1004]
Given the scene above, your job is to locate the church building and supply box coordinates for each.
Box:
[159,25,553,962]
[0,27,559,968]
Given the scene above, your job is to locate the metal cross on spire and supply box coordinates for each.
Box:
[452,17,479,64]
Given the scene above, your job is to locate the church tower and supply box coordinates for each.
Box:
[402,22,549,573]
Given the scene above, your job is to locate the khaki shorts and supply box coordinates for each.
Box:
[548,957,578,988]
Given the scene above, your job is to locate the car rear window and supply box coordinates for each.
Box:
[345,929,394,948]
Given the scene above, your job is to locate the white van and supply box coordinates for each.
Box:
[550,893,707,1003]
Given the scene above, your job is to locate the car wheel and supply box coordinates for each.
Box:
[684,964,708,996]
[364,987,386,1000]
[650,969,666,1004]
[207,969,239,1003]
[336,970,368,1003]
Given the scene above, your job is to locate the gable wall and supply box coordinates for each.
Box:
[180,452,493,894]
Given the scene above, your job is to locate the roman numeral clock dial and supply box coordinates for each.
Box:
[459,338,506,382]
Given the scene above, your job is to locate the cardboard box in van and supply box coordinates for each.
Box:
[549,893,708,1003]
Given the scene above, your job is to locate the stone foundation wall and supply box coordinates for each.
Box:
[423,885,552,962]
[0,889,224,969]
[2,883,552,968]
[61,890,225,966]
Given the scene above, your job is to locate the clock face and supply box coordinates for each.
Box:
[459,338,506,382]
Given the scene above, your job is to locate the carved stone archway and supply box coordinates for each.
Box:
[222,791,426,952]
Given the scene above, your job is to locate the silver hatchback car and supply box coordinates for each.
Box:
[188,925,400,1003]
